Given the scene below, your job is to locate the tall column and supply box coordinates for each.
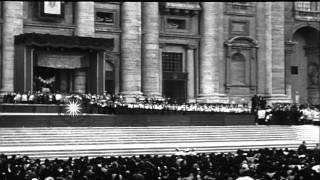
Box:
[285,41,297,101]
[265,2,273,96]
[198,2,227,103]
[271,2,286,95]
[1,1,23,92]
[73,69,86,93]
[120,2,142,98]
[256,2,266,95]
[142,2,161,97]
[187,45,196,102]
[75,2,95,37]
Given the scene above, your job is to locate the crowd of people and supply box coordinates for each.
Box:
[1,91,320,125]
[0,142,319,180]
[255,104,320,125]
[0,91,252,115]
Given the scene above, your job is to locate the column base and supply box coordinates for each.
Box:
[196,93,229,104]
[120,91,143,103]
[144,92,164,101]
[265,94,293,105]
[187,98,197,103]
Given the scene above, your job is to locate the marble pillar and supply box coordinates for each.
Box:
[265,2,273,96]
[198,2,227,103]
[142,2,161,97]
[75,2,95,37]
[73,69,86,93]
[271,2,286,95]
[187,45,196,102]
[255,2,267,95]
[1,1,23,92]
[120,2,142,97]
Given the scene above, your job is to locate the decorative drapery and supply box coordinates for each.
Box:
[37,53,89,69]
[15,33,114,50]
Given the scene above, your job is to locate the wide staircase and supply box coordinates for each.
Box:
[0,125,319,160]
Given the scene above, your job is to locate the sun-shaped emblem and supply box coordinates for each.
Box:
[65,100,82,117]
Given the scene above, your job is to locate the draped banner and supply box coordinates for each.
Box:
[37,54,89,69]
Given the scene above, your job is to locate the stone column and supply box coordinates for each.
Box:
[198,2,227,103]
[1,1,23,92]
[73,69,86,93]
[75,2,95,37]
[271,2,286,95]
[159,43,166,95]
[187,45,196,102]
[255,2,266,95]
[120,2,142,98]
[265,2,273,96]
[142,2,161,97]
[285,41,297,101]
[59,70,68,93]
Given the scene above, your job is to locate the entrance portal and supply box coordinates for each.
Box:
[163,79,186,104]
[289,27,320,104]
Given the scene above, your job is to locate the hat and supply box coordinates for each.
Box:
[44,177,54,180]
[236,176,254,180]
[312,165,320,173]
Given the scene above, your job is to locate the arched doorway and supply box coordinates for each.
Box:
[289,27,320,104]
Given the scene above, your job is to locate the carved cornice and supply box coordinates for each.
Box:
[187,44,197,50]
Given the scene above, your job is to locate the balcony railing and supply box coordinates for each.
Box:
[294,2,320,21]
[165,2,201,10]
[224,2,255,16]
[294,10,320,21]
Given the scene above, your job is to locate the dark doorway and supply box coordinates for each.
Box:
[163,80,186,104]
[105,71,115,94]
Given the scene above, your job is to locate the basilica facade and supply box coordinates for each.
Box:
[0,2,319,104]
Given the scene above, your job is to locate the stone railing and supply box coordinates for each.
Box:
[294,10,320,21]
[224,2,255,16]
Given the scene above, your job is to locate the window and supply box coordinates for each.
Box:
[231,53,246,85]
[291,66,298,75]
[166,18,186,30]
[39,1,65,19]
[95,11,114,23]
[295,2,311,11]
[230,20,249,36]
[162,52,183,72]
[294,2,320,21]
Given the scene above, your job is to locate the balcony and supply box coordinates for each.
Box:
[294,10,320,21]
[294,2,320,21]
[159,2,201,16]
[224,2,255,16]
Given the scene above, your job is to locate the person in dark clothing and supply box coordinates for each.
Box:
[298,141,307,155]
[251,95,260,113]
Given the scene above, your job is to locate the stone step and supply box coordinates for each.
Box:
[1,125,318,160]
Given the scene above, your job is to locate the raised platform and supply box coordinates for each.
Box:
[0,113,255,127]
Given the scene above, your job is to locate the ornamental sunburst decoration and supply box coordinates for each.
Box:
[65,99,82,117]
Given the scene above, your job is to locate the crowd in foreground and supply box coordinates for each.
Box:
[0,142,320,180]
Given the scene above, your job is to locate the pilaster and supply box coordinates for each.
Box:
[2,1,23,92]
[120,2,143,101]
[197,2,227,103]
[75,2,95,37]
[142,2,161,98]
